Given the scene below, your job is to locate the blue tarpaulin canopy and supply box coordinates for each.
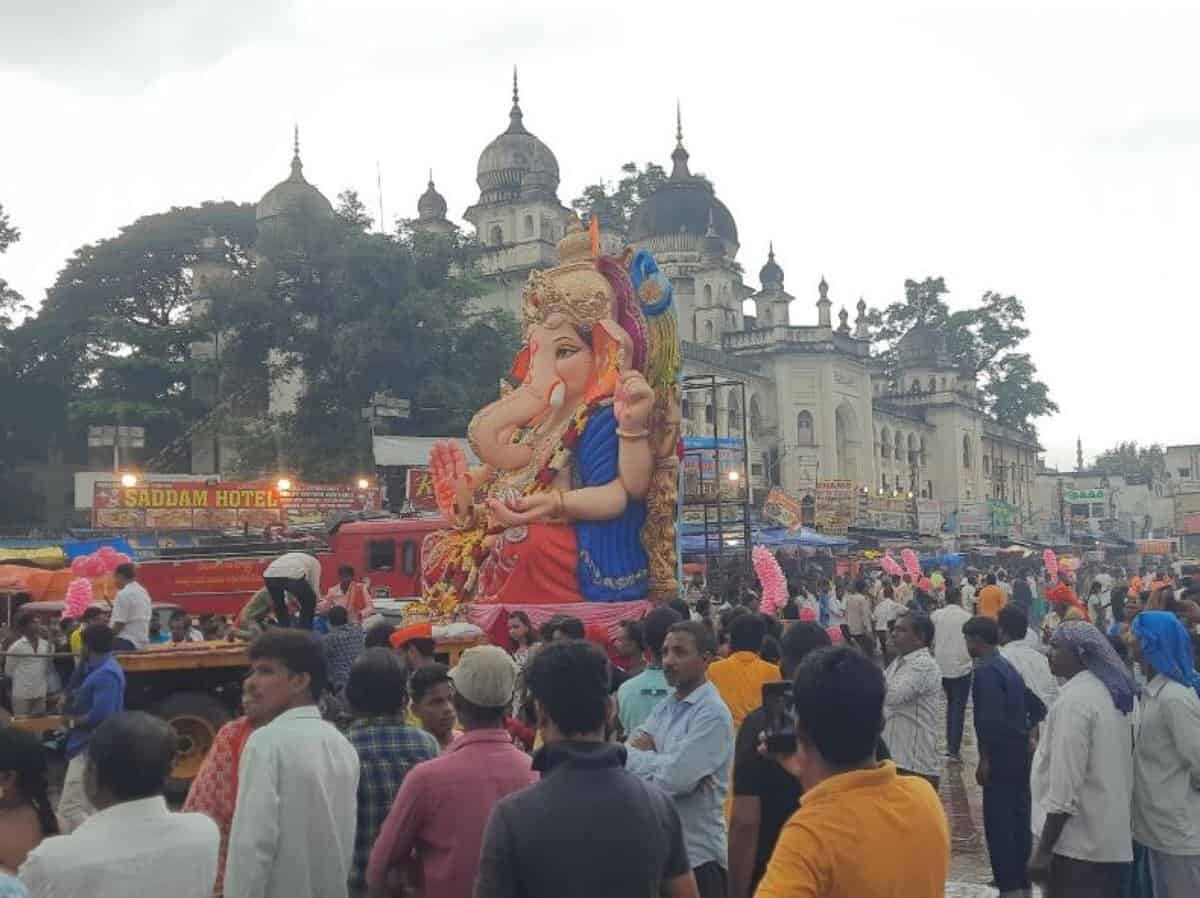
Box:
[680,525,853,553]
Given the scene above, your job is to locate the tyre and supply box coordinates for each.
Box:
[151,692,231,796]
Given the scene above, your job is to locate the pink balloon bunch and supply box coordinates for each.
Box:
[901,548,921,579]
[1043,549,1058,579]
[63,577,94,620]
[69,547,132,578]
[881,554,903,577]
[752,545,788,616]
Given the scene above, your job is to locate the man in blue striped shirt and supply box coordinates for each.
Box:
[627,620,733,898]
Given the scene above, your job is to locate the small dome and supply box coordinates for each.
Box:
[418,175,448,221]
[475,71,560,204]
[898,324,952,368]
[256,130,333,226]
[759,243,784,290]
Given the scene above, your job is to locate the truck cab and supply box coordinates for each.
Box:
[326,516,441,599]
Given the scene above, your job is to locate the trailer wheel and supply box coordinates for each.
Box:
[152,692,231,795]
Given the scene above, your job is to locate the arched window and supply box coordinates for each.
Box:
[926,480,934,499]
[894,433,903,461]
[928,376,937,392]
[704,320,715,343]
[910,380,922,395]
[940,377,947,390]
[796,410,814,446]
[880,427,891,460]
[907,433,917,464]
[489,225,503,245]
[983,456,991,476]
[727,393,741,433]
[762,306,772,325]
[750,396,763,438]
[523,214,534,237]
[920,437,927,466]
[703,284,713,305]
[962,435,972,469]
[882,473,889,491]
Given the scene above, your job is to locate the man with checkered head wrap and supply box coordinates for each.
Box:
[1028,621,1136,898]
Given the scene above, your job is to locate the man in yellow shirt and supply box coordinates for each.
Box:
[707,614,781,730]
[756,645,950,898]
[977,573,1007,620]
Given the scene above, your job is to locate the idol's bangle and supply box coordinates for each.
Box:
[616,427,650,439]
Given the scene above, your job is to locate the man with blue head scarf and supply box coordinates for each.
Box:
[1130,611,1200,897]
[1029,621,1136,898]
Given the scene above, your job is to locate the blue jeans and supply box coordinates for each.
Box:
[942,673,971,756]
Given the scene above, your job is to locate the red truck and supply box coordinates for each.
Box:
[135,516,443,617]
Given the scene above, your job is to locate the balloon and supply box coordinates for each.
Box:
[826,626,845,644]
[63,577,94,620]
[1043,549,1058,579]
[931,572,944,588]
[881,555,903,577]
[918,577,933,592]
[83,554,107,578]
[901,548,921,578]
[70,556,89,576]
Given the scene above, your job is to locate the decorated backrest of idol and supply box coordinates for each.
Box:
[421,214,681,612]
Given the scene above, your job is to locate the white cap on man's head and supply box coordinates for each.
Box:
[448,645,517,708]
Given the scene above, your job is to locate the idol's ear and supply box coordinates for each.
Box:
[585,320,632,403]
[508,344,532,384]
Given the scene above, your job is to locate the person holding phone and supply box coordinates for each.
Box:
[754,646,949,898]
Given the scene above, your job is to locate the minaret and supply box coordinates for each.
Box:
[816,276,832,328]
[415,170,453,236]
[1076,437,1084,472]
[670,100,691,179]
[837,307,851,335]
[854,297,870,339]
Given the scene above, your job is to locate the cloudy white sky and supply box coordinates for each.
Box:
[2,1,1197,469]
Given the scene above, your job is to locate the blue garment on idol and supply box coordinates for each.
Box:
[573,404,649,601]
[1131,610,1200,698]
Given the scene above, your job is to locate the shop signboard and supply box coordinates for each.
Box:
[405,467,439,512]
[815,479,854,535]
[762,487,805,531]
[93,480,380,529]
[989,499,1018,538]
[957,501,990,537]
[916,499,943,536]
[1063,487,1106,506]
[859,494,916,532]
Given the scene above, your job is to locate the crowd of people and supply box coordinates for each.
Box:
[0,554,1198,897]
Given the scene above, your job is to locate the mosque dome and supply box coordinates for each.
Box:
[897,324,952,368]
[475,71,560,205]
[759,243,784,290]
[418,175,448,221]
[256,128,333,227]
[628,108,738,256]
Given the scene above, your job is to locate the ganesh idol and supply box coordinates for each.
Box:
[422,216,682,608]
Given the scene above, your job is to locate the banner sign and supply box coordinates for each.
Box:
[405,467,439,512]
[858,495,916,532]
[762,487,805,531]
[815,480,854,535]
[916,499,943,536]
[957,501,990,537]
[93,480,380,529]
[1064,487,1106,506]
[989,499,1018,538]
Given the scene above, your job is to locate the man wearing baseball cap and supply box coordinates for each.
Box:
[366,645,535,898]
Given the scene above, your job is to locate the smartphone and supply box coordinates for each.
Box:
[762,680,797,754]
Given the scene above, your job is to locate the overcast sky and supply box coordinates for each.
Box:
[2,1,1197,470]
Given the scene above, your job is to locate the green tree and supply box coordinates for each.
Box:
[867,276,1057,430]
[1093,442,1166,483]
[24,202,257,457]
[570,162,668,238]
[335,189,374,231]
[217,209,517,481]
[0,201,22,319]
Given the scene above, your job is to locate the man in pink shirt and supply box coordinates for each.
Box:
[366,645,535,898]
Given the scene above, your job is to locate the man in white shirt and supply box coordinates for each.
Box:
[844,579,874,655]
[20,711,218,898]
[882,612,943,789]
[262,552,324,631]
[930,586,974,761]
[224,630,360,898]
[111,563,152,650]
[1029,622,1135,898]
[960,573,977,613]
[872,586,903,661]
[3,613,52,716]
[1130,611,1200,897]
[997,605,1058,712]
